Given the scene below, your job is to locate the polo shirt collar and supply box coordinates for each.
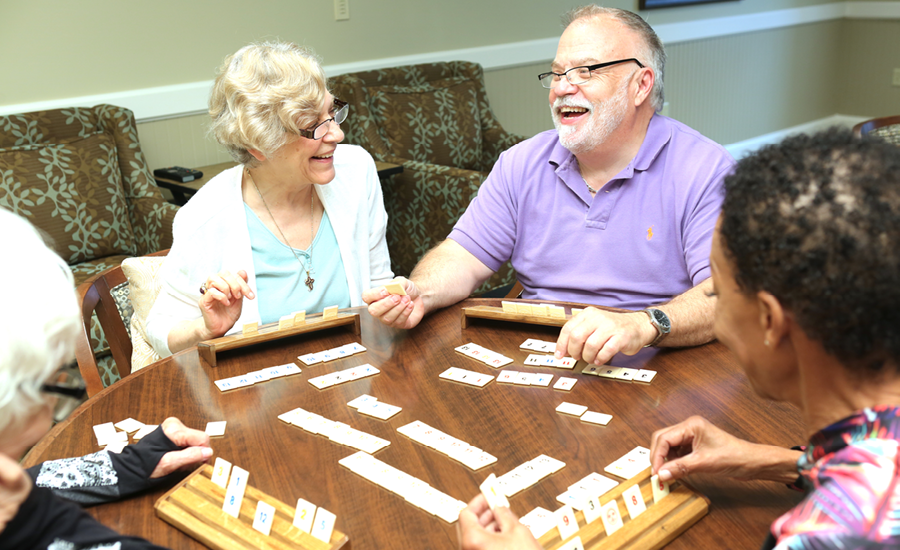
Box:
[633,114,671,172]
[547,114,672,179]
[549,135,577,171]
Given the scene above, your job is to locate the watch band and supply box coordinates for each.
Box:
[642,308,671,347]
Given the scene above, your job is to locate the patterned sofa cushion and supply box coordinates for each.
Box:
[0,132,136,263]
[368,78,483,171]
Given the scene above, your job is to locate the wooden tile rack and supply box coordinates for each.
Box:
[197,313,360,367]
[155,464,349,550]
[537,467,708,550]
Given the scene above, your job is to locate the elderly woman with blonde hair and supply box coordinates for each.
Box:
[0,208,211,548]
[146,41,393,356]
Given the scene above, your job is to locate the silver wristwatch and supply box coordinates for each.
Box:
[642,308,671,347]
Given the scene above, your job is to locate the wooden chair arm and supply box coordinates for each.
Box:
[853,115,900,137]
[74,281,105,397]
[504,281,524,299]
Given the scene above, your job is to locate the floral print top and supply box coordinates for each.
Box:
[766,405,900,550]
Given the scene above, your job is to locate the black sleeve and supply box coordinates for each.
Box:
[0,485,170,550]
[26,426,182,505]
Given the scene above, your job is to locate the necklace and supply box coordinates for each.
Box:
[577,162,597,195]
[247,169,316,291]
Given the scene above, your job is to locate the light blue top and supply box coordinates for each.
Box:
[245,204,351,324]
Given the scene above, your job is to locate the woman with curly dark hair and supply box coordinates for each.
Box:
[649,128,900,550]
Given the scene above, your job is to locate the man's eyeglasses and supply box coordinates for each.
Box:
[297,99,349,140]
[538,59,645,89]
[41,363,87,422]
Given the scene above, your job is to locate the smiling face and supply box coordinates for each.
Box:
[549,16,643,154]
[264,93,345,186]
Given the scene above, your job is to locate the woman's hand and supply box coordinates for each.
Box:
[0,452,32,533]
[199,270,255,339]
[650,416,802,484]
[150,418,213,479]
[362,277,426,330]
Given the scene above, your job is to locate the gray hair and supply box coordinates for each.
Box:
[209,41,328,167]
[562,5,666,111]
[0,209,79,436]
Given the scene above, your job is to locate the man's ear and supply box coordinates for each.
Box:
[632,67,654,108]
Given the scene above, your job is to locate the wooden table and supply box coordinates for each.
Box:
[24,300,805,549]
[155,161,404,206]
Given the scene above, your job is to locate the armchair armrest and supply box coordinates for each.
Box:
[479,127,529,173]
[379,157,516,293]
[130,199,178,256]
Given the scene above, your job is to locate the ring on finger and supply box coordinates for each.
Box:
[199,283,208,295]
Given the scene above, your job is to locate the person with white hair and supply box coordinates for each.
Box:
[364,5,733,368]
[0,208,213,549]
[146,41,393,358]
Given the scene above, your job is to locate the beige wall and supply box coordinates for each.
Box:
[485,18,851,146]
[3,0,895,168]
[666,20,844,144]
[0,0,841,106]
[839,19,900,118]
[137,114,232,170]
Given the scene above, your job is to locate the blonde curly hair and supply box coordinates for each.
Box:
[209,41,328,167]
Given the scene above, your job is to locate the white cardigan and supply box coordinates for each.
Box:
[146,144,394,357]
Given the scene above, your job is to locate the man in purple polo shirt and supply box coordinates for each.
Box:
[363,6,733,366]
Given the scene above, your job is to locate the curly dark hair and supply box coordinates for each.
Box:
[720,127,900,372]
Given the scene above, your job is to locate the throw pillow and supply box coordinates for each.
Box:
[121,256,165,371]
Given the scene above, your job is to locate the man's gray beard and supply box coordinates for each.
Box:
[552,78,630,155]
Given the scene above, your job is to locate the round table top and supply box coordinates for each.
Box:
[25,299,805,549]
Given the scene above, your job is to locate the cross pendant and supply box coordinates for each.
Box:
[305,272,315,292]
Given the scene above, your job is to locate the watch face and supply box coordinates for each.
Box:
[650,309,671,332]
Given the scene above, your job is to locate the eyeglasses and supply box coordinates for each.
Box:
[297,99,349,140]
[538,59,645,89]
[41,362,87,422]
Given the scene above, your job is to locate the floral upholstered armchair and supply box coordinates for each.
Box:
[329,62,527,293]
[0,104,178,386]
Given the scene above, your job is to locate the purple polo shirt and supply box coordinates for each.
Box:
[449,115,733,310]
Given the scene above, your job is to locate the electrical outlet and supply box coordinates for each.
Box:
[893,68,900,87]
[334,0,350,21]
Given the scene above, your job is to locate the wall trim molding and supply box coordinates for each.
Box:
[1,2,897,122]
[723,114,868,159]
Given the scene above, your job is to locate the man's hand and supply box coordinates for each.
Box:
[0,452,31,533]
[151,418,213,479]
[555,308,657,365]
[457,494,542,550]
[362,277,426,329]
[650,416,800,484]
